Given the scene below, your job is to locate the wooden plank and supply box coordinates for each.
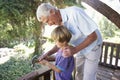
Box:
[43,72,51,80]
[103,42,109,65]
[109,43,115,66]
[100,42,104,63]
[17,66,52,80]
[115,44,120,68]
[17,71,39,80]
[37,66,51,76]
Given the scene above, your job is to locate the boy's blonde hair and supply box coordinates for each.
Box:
[51,26,72,43]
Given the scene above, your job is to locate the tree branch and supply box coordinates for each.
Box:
[82,0,120,29]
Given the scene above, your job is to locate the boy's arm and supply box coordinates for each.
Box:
[39,59,61,73]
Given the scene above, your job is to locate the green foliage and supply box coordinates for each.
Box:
[40,0,82,8]
[0,0,44,56]
[99,17,120,43]
[0,56,41,80]
[0,0,33,20]
[0,0,37,47]
[99,17,115,38]
[57,0,77,6]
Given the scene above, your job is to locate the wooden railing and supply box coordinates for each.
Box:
[18,66,54,80]
[18,41,120,80]
[99,41,120,69]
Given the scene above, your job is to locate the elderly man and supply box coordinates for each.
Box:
[36,3,102,80]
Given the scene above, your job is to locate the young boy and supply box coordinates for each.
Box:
[39,26,74,80]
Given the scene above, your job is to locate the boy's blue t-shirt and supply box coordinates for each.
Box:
[55,49,74,80]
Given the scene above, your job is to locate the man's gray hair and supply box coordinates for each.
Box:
[36,3,56,22]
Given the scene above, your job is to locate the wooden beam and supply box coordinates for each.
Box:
[17,66,52,80]
[82,0,120,29]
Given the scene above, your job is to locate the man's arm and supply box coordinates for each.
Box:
[45,55,55,61]
[38,45,59,61]
[63,31,97,57]
[75,31,97,53]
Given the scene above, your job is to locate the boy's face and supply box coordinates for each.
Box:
[55,41,67,48]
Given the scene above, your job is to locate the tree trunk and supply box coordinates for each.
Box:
[82,0,120,29]
[34,22,45,56]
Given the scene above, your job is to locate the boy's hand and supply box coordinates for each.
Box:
[39,59,48,66]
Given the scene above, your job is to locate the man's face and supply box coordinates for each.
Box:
[40,10,62,26]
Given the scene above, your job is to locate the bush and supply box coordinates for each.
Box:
[0,56,41,80]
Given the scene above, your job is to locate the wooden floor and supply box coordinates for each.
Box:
[97,65,120,80]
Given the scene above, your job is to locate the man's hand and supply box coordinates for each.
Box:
[62,46,77,57]
[38,45,59,61]
[38,53,47,61]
